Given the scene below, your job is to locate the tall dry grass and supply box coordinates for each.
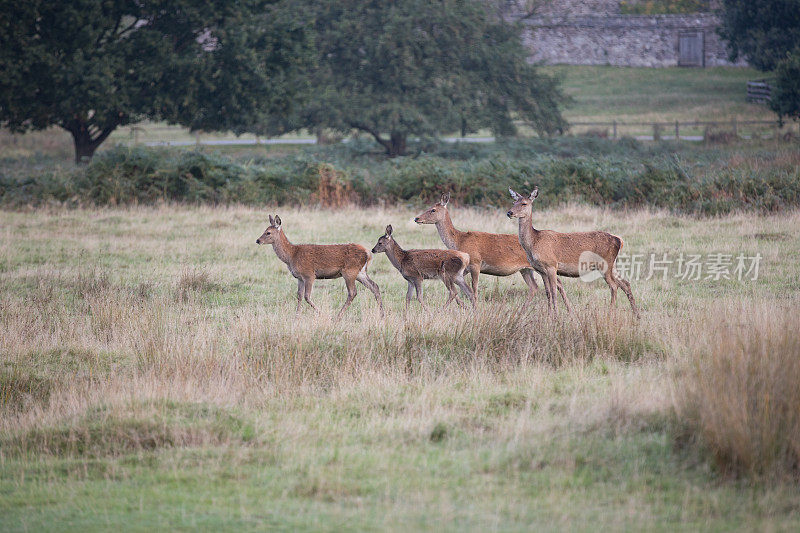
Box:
[1,205,798,487]
[674,305,800,481]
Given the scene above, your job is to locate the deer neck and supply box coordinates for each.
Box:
[383,239,407,273]
[517,215,540,247]
[271,230,296,266]
[435,211,461,249]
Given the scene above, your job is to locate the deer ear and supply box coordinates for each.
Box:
[385,224,393,236]
[274,215,282,228]
[268,215,275,226]
[530,187,539,200]
[440,192,450,206]
[509,188,522,201]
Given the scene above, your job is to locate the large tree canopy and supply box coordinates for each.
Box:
[283,0,567,156]
[717,0,800,123]
[717,0,800,71]
[0,0,312,163]
[771,50,800,122]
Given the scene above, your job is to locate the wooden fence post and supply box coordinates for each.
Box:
[612,120,617,140]
[732,118,738,138]
[653,123,661,141]
[675,121,679,140]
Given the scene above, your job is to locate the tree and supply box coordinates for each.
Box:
[285,0,567,157]
[717,0,800,123]
[0,0,312,163]
[717,0,800,71]
[771,50,800,122]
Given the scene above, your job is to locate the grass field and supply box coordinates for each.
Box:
[2,204,799,530]
[545,65,773,123]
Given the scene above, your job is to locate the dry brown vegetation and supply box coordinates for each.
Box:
[1,205,799,528]
[674,306,800,480]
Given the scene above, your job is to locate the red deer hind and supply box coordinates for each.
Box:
[256,215,384,318]
[415,192,565,306]
[506,187,640,318]
[371,225,475,310]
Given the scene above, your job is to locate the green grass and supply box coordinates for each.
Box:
[1,205,799,530]
[546,65,773,123]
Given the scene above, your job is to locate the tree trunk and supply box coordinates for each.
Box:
[387,132,406,157]
[72,132,98,165]
[64,120,118,165]
[349,122,407,157]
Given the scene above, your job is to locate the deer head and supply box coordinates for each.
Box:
[414,192,450,224]
[506,187,539,219]
[256,215,282,245]
[371,225,393,254]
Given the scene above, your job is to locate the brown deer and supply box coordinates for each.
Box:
[414,192,565,306]
[507,187,640,318]
[256,215,384,318]
[371,225,475,310]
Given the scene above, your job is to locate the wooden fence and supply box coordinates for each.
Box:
[125,119,794,146]
[568,119,787,140]
[746,79,772,103]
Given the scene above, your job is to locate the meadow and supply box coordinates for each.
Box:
[2,61,799,529]
[1,202,799,530]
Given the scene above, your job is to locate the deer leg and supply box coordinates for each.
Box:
[555,278,573,314]
[442,279,458,309]
[336,274,358,319]
[520,268,539,308]
[405,281,415,311]
[357,269,384,317]
[413,279,427,310]
[546,267,560,316]
[616,275,640,319]
[455,273,475,309]
[469,264,480,303]
[295,279,305,314]
[303,277,320,312]
[539,271,553,314]
[605,271,619,308]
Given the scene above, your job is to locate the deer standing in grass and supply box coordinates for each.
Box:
[256,215,383,318]
[415,192,564,306]
[506,187,640,318]
[371,225,475,310]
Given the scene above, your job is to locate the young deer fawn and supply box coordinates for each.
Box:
[256,215,384,318]
[371,225,475,310]
[415,192,564,306]
[507,187,640,318]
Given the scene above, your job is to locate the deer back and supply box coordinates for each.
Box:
[457,230,529,269]
[534,230,622,268]
[406,249,468,279]
[292,243,369,278]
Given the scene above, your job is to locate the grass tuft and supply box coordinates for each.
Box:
[175,269,222,302]
[1,400,256,458]
[674,310,800,481]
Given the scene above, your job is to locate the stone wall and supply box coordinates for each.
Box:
[501,0,746,67]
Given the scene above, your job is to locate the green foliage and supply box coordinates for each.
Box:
[771,49,800,122]
[0,0,313,163]
[2,141,800,215]
[717,0,800,71]
[618,0,709,15]
[282,0,567,156]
